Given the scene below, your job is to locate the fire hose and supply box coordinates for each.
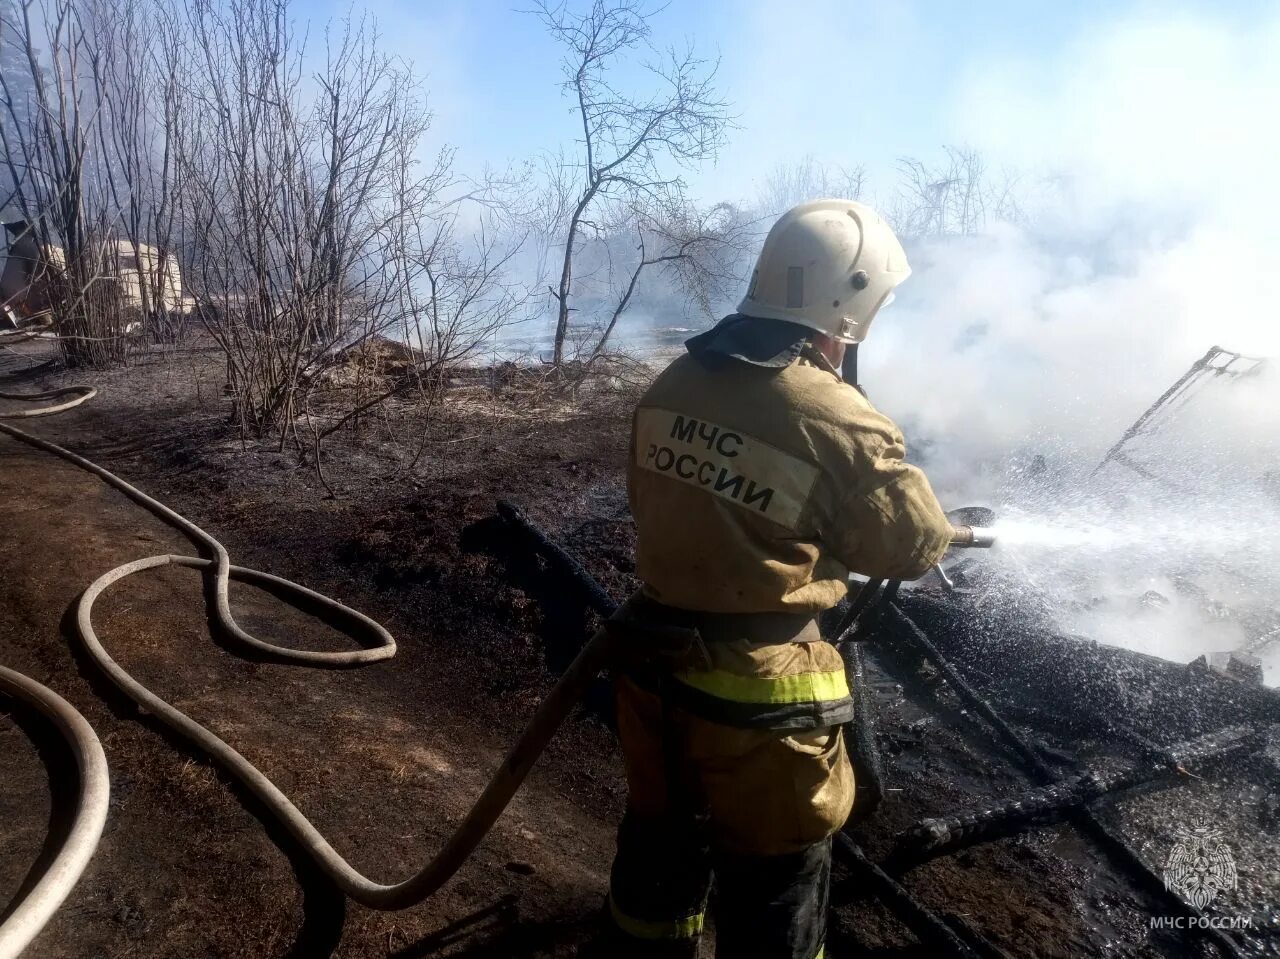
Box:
[0,397,619,932]
[0,386,96,418]
[0,668,109,959]
[1,379,998,945]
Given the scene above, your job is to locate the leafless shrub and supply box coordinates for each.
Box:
[589,198,757,357]
[178,3,417,433]
[173,0,528,452]
[312,208,533,471]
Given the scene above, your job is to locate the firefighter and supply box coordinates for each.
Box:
[605,199,960,958]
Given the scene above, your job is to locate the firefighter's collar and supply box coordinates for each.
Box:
[684,314,811,369]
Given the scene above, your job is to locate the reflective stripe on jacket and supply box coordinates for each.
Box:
[611,583,855,732]
[625,331,951,729]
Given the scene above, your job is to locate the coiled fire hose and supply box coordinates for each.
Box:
[2,378,1000,942]
[0,388,619,924]
[2,383,109,959]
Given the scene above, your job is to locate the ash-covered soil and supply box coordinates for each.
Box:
[2,339,1274,957]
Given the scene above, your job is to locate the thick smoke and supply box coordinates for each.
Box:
[855,10,1280,682]
[488,5,1280,680]
[872,219,1280,501]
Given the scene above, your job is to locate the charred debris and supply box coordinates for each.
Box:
[491,348,1278,957]
[497,500,1278,956]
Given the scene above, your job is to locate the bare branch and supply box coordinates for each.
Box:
[528,0,733,364]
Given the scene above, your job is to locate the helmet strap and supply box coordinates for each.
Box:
[841,343,859,386]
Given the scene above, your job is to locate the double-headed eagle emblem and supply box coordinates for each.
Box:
[1163,820,1237,910]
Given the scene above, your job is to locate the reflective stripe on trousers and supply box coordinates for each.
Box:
[610,594,855,731]
[608,675,848,958]
[608,892,706,940]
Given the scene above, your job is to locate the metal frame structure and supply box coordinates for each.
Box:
[1093,345,1268,481]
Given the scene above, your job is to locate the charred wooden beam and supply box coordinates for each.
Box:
[889,725,1263,868]
[832,833,979,958]
[496,500,618,617]
[896,592,1280,741]
[883,601,1247,959]
[880,601,1047,770]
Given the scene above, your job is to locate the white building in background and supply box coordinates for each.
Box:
[105,240,191,314]
[1,228,193,324]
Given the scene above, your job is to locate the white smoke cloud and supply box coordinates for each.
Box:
[420,0,1280,676]
[853,8,1280,681]
[873,220,1280,498]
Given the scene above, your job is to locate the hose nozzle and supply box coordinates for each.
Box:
[950,525,997,548]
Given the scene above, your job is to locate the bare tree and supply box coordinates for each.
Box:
[0,0,129,366]
[0,0,35,210]
[0,0,191,364]
[530,0,732,364]
[890,146,1022,239]
[759,155,867,215]
[93,0,187,342]
[520,147,579,296]
[590,198,755,356]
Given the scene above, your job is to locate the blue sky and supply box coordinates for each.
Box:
[298,0,1279,204]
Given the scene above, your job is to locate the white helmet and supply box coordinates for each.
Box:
[738,199,910,343]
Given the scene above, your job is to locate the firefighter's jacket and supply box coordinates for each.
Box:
[626,318,952,730]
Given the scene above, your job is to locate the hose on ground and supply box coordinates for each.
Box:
[831,579,888,824]
[0,667,110,959]
[0,386,97,418]
[840,641,884,824]
[0,417,620,909]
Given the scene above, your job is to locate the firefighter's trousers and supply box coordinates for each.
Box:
[607,675,854,958]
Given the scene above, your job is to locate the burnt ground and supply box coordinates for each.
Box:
[1,338,1275,958]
